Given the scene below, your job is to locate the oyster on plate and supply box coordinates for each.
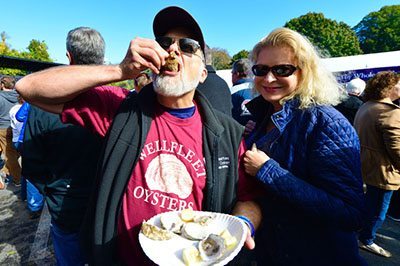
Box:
[160,212,184,233]
[198,234,226,261]
[141,221,172,241]
[181,222,211,240]
[193,215,214,226]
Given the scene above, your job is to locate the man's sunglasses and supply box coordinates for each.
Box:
[156,36,201,54]
[251,64,298,77]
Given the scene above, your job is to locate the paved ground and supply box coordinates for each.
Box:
[359,217,400,266]
[0,184,55,265]
[1,184,399,265]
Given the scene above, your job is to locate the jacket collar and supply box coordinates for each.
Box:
[271,98,299,132]
[246,95,299,132]
[375,98,400,109]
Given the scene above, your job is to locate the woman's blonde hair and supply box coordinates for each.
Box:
[251,28,341,108]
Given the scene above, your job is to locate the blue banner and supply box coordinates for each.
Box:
[334,66,400,84]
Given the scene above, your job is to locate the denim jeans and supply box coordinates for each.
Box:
[359,185,393,245]
[51,222,87,266]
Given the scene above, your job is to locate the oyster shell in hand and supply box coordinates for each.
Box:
[161,51,179,73]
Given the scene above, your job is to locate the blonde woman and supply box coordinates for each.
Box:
[243,28,366,265]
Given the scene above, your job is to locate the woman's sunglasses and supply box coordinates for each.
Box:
[156,36,201,54]
[251,64,298,77]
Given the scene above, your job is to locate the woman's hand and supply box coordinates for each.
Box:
[244,144,270,176]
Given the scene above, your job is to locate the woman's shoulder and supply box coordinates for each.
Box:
[298,105,356,137]
[304,104,349,123]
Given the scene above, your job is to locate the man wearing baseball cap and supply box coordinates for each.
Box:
[16,6,262,265]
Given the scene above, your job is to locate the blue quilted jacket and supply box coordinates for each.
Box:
[246,96,366,266]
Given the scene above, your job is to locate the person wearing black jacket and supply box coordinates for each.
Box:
[197,45,232,116]
[21,26,105,266]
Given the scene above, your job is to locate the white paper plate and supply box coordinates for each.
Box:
[139,211,247,266]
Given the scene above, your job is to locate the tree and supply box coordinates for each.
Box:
[24,39,52,61]
[353,5,400,53]
[231,50,250,64]
[210,47,231,70]
[0,32,53,76]
[285,13,363,57]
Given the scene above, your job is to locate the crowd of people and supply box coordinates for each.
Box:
[0,5,398,266]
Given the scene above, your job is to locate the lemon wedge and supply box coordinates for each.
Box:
[180,208,195,222]
[182,246,201,265]
[220,229,238,250]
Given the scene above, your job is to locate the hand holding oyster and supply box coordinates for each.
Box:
[161,51,179,73]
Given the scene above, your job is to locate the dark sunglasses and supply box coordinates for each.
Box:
[156,36,201,54]
[252,64,298,77]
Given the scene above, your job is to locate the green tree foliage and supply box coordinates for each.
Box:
[353,5,400,53]
[111,80,135,91]
[24,39,52,61]
[285,13,363,57]
[231,50,250,63]
[210,47,231,70]
[0,31,53,76]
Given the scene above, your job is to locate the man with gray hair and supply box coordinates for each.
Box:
[346,77,366,96]
[21,26,105,265]
[231,58,255,126]
[335,77,366,124]
[66,26,105,65]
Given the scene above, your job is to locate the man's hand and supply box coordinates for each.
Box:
[243,144,270,176]
[232,201,261,250]
[119,37,169,79]
[244,228,255,250]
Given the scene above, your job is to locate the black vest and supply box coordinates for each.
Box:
[81,85,244,265]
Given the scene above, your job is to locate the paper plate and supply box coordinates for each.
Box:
[139,210,247,266]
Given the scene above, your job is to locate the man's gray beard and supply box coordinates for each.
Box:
[153,68,202,97]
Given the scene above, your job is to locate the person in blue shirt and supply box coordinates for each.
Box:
[231,58,256,126]
[15,102,44,219]
[243,28,366,266]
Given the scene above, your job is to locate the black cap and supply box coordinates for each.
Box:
[153,6,205,52]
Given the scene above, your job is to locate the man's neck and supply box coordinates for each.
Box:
[156,90,195,109]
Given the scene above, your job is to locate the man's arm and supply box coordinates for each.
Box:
[16,65,123,113]
[16,37,168,113]
[232,200,262,249]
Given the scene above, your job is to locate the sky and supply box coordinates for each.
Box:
[1,0,398,64]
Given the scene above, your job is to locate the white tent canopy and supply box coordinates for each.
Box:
[321,50,400,72]
[216,50,400,87]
